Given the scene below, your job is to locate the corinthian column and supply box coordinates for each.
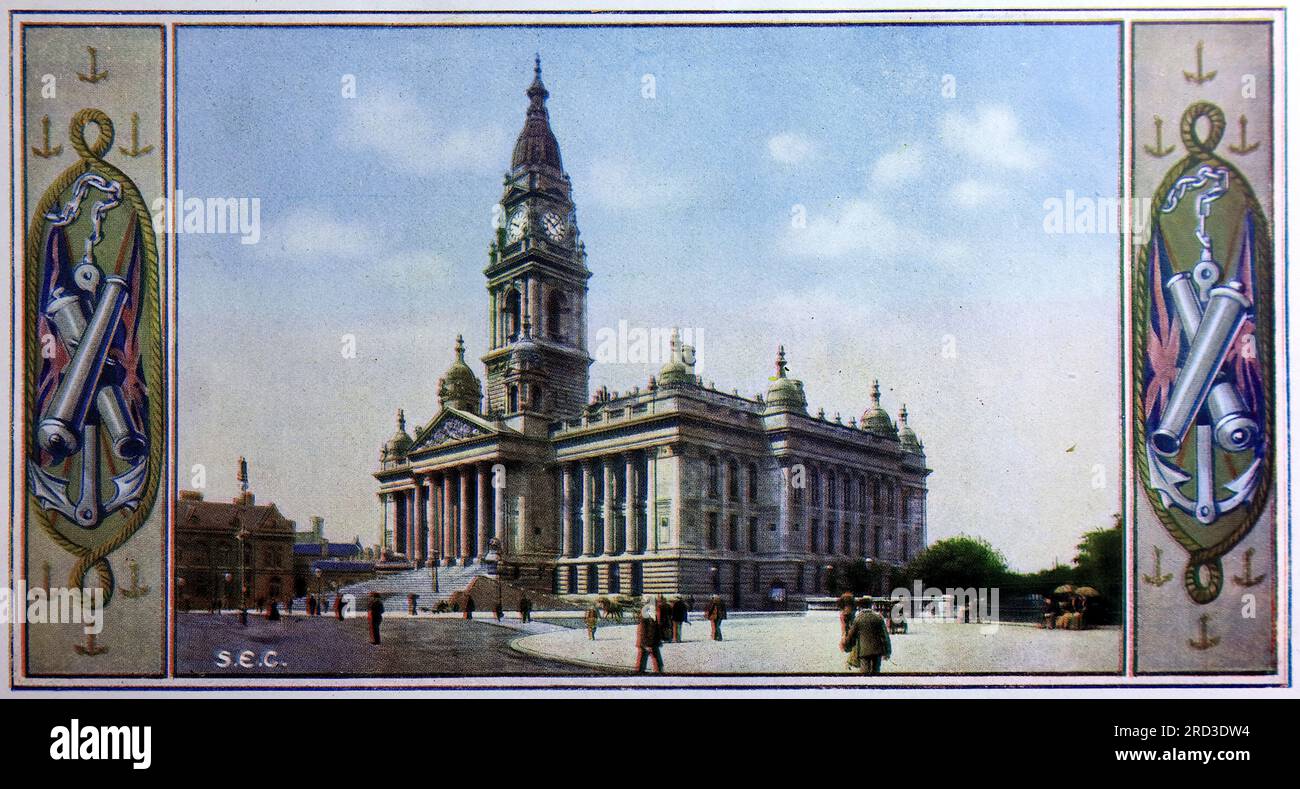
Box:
[582,462,595,556]
[476,464,489,559]
[602,457,616,555]
[561,464,574,557]
[623,454,637,554]
[459,468,471,562]
[442,472,454,564]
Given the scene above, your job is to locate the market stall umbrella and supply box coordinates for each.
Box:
[1053,584,1076,594]
[1074,586,1100,597]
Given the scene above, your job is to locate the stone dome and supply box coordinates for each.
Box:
[897,405,923,453]
[861,380,897,438]
[437,335,482,413]
[764,346,808,413]
[384,409,412,458]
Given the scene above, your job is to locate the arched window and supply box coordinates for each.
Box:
[531,385,544,411]
[545,290,568,342]
[502,289,522,341]
[707,456,719,498]
[507,385,519,413]
[727,459,740,502]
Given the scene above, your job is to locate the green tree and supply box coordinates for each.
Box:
[1073,514,1123,609]
[898,536,1010,590]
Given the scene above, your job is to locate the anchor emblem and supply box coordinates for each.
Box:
[1231,548,1266,588]
[1188,613,1220,651]
[1142,116,1175,158]
[117,112,154,158]
[118,557,151,599]
[32,115,63,159]
[1183,40,1216,85]
[76,46,109,84]
[1227,115,1260,156]
[1142,546,1173,587]
[1135,102,1272,606]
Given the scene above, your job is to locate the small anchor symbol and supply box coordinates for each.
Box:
[119,558,151,599]
[1231,548,1266,587]
[1227,115,1261,155]
[1142,116,1175,158]
[74,632,109,656]
[117,112,154,158]
[1188,613,1220,651]
[77,46,109,84]
[1142,546,1173,587]
[1183,40,1216,85]
[31,115,63,158]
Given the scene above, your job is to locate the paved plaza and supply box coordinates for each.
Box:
[177,611,1120,676]
[512,613,1122,675]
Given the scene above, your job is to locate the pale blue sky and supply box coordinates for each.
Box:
[177,24,1120,571]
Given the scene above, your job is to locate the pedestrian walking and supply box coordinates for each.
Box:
[656,595,673,644]
[335,592,345,620]
[636,601,664,674]
[839,593,857,638]
[519,595,532,623]
[705,594,727,641]
[267,601,281,621]
[842,597,891,674]
[464,596,476,619]
[585,605,600,640]
[367,593,384,645]
[671,596,688,642]
[494,602,504,622]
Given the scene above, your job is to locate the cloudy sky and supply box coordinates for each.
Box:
[177,24,1120,571]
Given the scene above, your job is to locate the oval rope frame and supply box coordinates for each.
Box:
[24,109,164,606]
[1133,101,1274,604]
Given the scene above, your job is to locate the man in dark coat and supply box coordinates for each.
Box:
[656,596,673,643]
[842,598,891,674]
[464,596,476,619]
[519,595,532,623]
[670,597,688,642]
[367,594,384,645]
[705,595,727,641]
[335,593,345,620]
[636,602,664,674]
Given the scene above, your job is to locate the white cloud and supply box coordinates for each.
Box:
[940,105,1044,170]
[269,206,380,260]
[949,179,1006,208]
[336,91,507,175]
[583,156,685,211]
[871,144,925,187]
[783,198,901,258]
[767,132,814,164]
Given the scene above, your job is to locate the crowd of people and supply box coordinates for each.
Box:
[1040,593,1091,630]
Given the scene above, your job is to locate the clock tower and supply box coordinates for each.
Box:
[482,57,592,420]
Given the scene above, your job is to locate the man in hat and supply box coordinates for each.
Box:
[670,596,689,642]
[842,597,891,674]
[636,599,664,673]
[367,593,385,645]
[705,594,727,641]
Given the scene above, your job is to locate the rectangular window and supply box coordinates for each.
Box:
[748,517,758,553]
[708,458,719,499]
[707,512,719,549]
[728,515,739,551]
[728,461,740,502]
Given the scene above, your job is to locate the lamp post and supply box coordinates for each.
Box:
[314,568,323,615]
[176,576,187,613]
[236,527,251,613]
[709,564,719,596]
[824,563,836,596]
[222,572,233,613]
[431,549,440,594]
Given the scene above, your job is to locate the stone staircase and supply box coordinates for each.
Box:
[305,563,487,612]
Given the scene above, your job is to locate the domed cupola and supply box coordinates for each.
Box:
[437,335,483,414]
[898,404,923,454]
[657,328,697,387]
[383,409,413,460]
[861,380,898,438]
[511,56,563,173]
[764,346,808,414]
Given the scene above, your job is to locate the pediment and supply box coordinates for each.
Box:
[410,409,494,451]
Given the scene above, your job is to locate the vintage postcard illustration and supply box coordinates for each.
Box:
[2,4,1289,692]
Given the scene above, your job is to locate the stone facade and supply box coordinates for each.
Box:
[374,62,930,608]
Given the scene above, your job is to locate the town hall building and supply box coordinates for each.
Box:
[374,60,931,607]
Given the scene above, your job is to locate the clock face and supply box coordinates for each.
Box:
[542,211,567,242]
[506,208,529,242]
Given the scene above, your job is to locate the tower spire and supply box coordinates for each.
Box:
[871,379,881,406]
[775,345,788,379]
[455,334,466,362]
